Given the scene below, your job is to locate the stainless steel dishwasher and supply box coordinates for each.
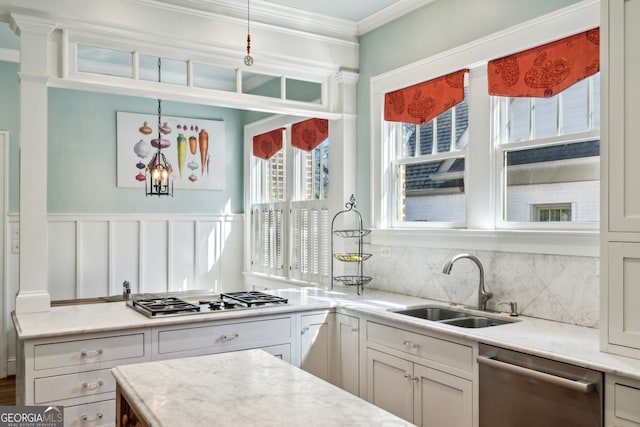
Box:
[478,343,602,427]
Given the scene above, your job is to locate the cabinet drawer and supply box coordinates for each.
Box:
[156,317,292,355]
[34,368,115,404]
[615,383,640,424]
[367,321,473,373]
[34,333,145,371]
[64,399,115,427]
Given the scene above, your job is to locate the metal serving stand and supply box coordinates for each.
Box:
[330,195,372,295]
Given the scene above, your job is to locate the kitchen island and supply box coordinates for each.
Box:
[112,348,412,427]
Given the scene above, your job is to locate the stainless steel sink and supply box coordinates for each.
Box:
[441,316,513,328]
[393,306,469,321]
[391,305,516,328]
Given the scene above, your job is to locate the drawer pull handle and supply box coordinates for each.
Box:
[301,326,309,335]
[402,340,419,351]
[81,412,103,423]
[81,380,104,390]
[80,348,103,358]
[221,332,239,341]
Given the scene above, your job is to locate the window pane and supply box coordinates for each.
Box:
[592,73,601,129]
[192,63,236,91]
[404,124,417,157]
[419,122,433,155]
[298,138,329,201]
[286,78,322,103]
[534,97,558,139]
[78,45,132,78]
[508,98,531,142]
[397,158,465,222]
[436,109,453,152]
[562,79,589,134]
[503,141,599,222]
[139,55,187,85]
[242,71,281,98]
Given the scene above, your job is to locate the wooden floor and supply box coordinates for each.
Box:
[0,376,16,405]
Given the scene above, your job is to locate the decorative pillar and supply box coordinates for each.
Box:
[327,70,359,219]
[11,14,56,313]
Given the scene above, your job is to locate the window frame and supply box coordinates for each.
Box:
[369,1,599,257]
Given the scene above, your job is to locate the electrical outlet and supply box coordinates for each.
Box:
[11,240,19,254]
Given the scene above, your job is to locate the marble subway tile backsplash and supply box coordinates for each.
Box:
[363,245,599,328]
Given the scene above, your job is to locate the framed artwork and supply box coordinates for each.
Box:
[116,111,225,190]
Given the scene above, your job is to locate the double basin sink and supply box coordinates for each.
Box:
[391,305,517,328]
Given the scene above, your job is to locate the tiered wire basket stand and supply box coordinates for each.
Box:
[330,195,372,295]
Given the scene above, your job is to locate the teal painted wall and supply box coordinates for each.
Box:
[0,62,244,214]
[0,61,19,213]
[47,88,244,214]
[355,0,583,223]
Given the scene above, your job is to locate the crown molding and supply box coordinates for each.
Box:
[358,0,436,35]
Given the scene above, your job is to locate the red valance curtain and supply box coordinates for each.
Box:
[488,28,600,98]
[384,69,468,125]
[252,128,285,160]
[291,118,329,151]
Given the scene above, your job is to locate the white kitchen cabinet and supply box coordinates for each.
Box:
[601,0,640,359]
[299,311,331,381]
[365,320,474,427]
[605,374,640,426]
[16,329,150,427]
[151,315,293,361]
[330,312,360,396]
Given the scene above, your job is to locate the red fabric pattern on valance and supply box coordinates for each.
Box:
[384,69,468,125]
[252,128,285,160]
[291,118,329,151]
[488,28,600,98]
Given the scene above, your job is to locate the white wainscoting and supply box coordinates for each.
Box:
[4,213,244,375]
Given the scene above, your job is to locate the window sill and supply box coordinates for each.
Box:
[370,228,598,257]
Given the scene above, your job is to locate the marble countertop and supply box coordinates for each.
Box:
[112,349,413,427]
[13,287,640,381]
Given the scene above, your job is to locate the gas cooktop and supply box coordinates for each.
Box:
[127,291,289,318]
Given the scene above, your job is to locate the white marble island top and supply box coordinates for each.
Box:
[112,349,412,427]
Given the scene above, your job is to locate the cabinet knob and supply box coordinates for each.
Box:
[81,380,104,390]
[81,412,103,423]
[404,374,412,380]
[301,326,310,334]
[80,348,103,358]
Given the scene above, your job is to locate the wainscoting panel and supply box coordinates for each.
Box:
[110,221,140,296]
[38,214,243,300]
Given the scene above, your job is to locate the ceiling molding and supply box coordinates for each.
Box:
[358,0,436,35]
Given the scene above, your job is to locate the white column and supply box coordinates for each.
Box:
[328,71,360,217]
[11,14,56,313]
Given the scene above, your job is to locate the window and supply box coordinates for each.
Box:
[390,88,468,225]
[536,204,572,222]
[494,73,600,225]
[249,123,331,285]
[370,1,599,255]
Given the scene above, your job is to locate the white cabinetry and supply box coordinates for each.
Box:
[365,321,474,427]
[299,311,331,380]
[151,315,293,362]
[330,312,360,396]
[606,374,640,426]
[602,0,640,359]
[16,330,150,427]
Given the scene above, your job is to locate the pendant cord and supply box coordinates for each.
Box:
[157,57,162,152]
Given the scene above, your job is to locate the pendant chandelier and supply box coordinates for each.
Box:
[244,0,253,66]
[146,57,174,196]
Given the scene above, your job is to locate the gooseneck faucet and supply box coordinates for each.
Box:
[442,253,493,311]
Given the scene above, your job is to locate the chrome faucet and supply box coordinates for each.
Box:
[442,253,493,311]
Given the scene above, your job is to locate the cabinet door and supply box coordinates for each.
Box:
[608,0,640,231]
[366,348,413,423]
[606,374,640,426]
[413,363,472,427]
[609,243,640,349]
[300,312,330,381]
[332,313,360,396]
